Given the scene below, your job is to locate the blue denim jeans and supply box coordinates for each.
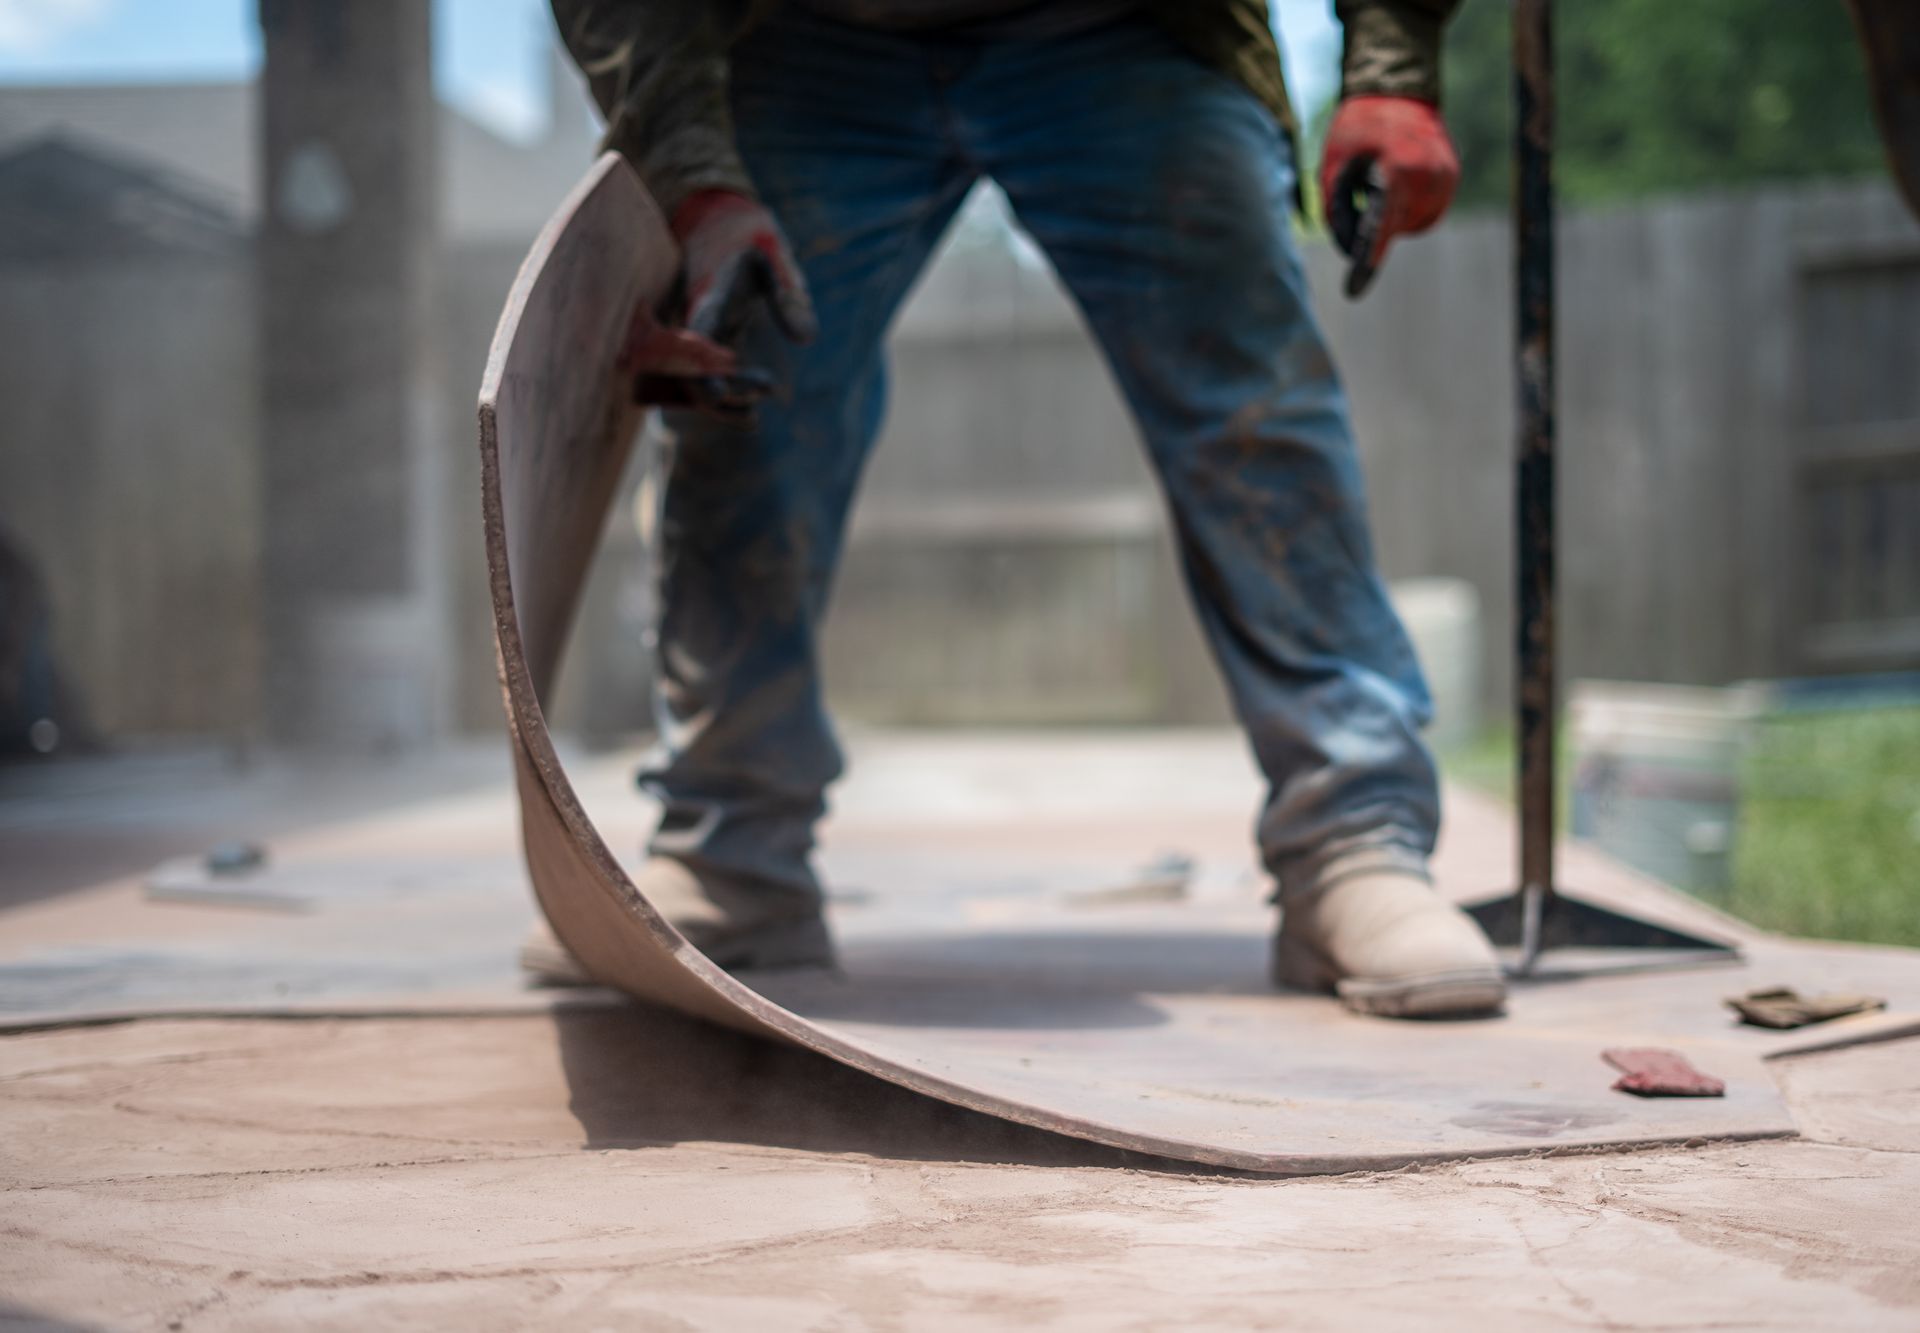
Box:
[644,10,1440,910]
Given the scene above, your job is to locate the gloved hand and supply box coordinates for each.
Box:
[1318,95,1460,291]
[626,188,817,423]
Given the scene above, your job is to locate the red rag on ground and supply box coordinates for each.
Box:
[1602,1047,1726,1098]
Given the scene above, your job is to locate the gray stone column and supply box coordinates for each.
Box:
[256,0,449,749]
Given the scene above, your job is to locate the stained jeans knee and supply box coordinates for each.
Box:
[637,12,976,898]
[977,18,1442,886]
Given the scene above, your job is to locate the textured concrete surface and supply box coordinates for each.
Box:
[3,1012,1917,1331]
[3,731,1917,1329]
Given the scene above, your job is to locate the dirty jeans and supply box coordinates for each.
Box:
[643,10,1440,913]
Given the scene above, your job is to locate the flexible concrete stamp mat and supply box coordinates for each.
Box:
[9,155,1916,1176]
[5,740,1920,1176]
[470,153,1920,1171]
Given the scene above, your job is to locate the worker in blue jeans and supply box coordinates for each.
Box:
[537,0,1504,1017]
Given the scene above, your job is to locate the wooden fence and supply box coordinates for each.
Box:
[827,177,1920,726]
[3,177,1914,741]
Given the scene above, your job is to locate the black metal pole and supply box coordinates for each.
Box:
[1514,0,1555,966]
[1468,0,1736,969]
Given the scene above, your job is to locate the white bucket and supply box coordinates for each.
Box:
[1569,680,1762,896]
[1390,578,1482,752]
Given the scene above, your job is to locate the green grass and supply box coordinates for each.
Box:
[1439,724,1571,831]
[1442,707,1920,948]
[1728,707,1920,948]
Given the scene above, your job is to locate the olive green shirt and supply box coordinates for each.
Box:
[793,1,1139,36]
[550,0,1458,216]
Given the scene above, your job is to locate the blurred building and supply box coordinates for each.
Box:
[0,55,598,242]
[0,44,604,750]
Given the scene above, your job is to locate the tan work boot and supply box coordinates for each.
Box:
[520,855,833,986]
[1274,870,1506,1018]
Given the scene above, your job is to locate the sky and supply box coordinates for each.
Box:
[0,0,1344,142]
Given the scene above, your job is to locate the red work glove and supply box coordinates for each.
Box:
[625,188,817,423]
[1318,95,1460,282]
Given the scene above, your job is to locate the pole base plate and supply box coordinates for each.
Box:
[1461,887,1742,980]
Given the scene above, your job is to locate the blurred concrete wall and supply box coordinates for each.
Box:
[256,0,448,751]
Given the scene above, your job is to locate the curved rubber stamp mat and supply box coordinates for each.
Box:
[461,155,1920,1172]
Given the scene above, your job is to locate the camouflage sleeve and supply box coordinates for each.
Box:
[549,0,760,216]
[1333,0,1461,104]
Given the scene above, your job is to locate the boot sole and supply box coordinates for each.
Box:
[696,914,837,973]
[519,931,593,988]
[1274,933,1506,1019]
[1334,970,1508,1019]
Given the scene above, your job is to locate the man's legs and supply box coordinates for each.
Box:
[967,19,1436,894]
[962,19,1500,1013]
[640,14,977,943]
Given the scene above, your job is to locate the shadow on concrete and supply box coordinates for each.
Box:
[744,928,1275,1029]
[553,1002,1227,1173]
[0,1300,105,1331]
[745,976,1171,1030]
[0,743,512,912]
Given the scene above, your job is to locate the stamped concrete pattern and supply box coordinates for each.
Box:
[2,1012,1918,1331]
[2,732,1919,1327]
